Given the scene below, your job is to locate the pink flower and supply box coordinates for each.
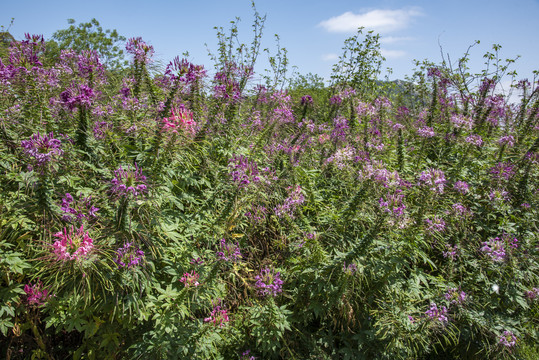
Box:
[162,105,197,136]
[180,270,200,288]
[52,225,94,262]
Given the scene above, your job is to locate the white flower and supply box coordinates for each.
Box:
[492,284,499,294]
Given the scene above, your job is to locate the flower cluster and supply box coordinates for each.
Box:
[343,262,358,275]
[204,303,229,327]
[525,288,539,300]
[180,270,200,288]
[453,180,469,194]
[417,126,435,138]
[443,244,458,260]
[379,191,406,217]
[274,185,305,218]
[216,238,242,262]
[162,105,197,136]
[425,302,448,324]
[301,95,313,106]
[254,267,284,297]
[228,155,260,188]
[498,331,517,348]
[444,288,467,305]
[24,281,50,306]
[59,193,99,223]
[59,83,97,110]
[52,225,94,262]
[110,164,148,199]
[480,235,517,262]
[465,134,483,147]
[114,242,145,269]
[490,162,515,182]
[126,37,155,64]
[419,168,446,194]
[424,216,446,235]
[21,132,63,171]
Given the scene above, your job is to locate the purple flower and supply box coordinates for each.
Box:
[424,216,446,234]
[21,132,63,170]
[419,169,446,194]
[110,164,148,199]
[480,235,517,262]
[453,181,469,194]
[228,155,260,188]
[444,288,466,305]
[126,37,155,64]
[498,135,515,147]
[114,242,145,269]
[59,83,97,110]
[59,193,99,224]
[417,126,435,138]
[443,244,458,260]
[254,267,284,297]
[343,262,358,275]
[379,191,406,217]
[450,114,473,130]
[490,162,515,182]
[425,302,448,324]
[274,185,305,219]
[301,95,313,106]
[498,331,517,348]
[525,288,539,300]
[216,239,242,262]
[240,350,256,360]
[465,134,483,147]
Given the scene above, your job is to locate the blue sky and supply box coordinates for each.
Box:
[2,0,539,85]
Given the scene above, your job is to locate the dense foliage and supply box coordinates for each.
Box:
[0,9,538,360]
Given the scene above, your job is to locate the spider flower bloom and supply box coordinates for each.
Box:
[24,281,50,306]
[444,288,467,305]
[126,37,155,64]
[162,106,197,136]
[417,126,435,138]
[21,132,63,170]
[204,304,229,327]
[425,302,448,324]
[419,168,446,194]
[254,267,284,297]
[216,238,242,262]
[114,242,144,269]
[480,235,517,262]
[52,225,94,262]
[180,270,200,288]
[498,331,517,348]
[59,193,99,223]
[453,181,469,194]
[110,164,148,199]
[465,134,483,147]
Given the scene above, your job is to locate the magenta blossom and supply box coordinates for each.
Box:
[52,225,94,262]
[24,280,50,306]
[204,304,229,327]
[180,270,200,288]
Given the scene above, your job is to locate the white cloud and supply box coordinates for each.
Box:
[380,49,407,58]
[318,8,423,34]
[322,53,339,61]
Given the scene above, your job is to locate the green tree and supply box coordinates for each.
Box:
[50,18,127,69]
